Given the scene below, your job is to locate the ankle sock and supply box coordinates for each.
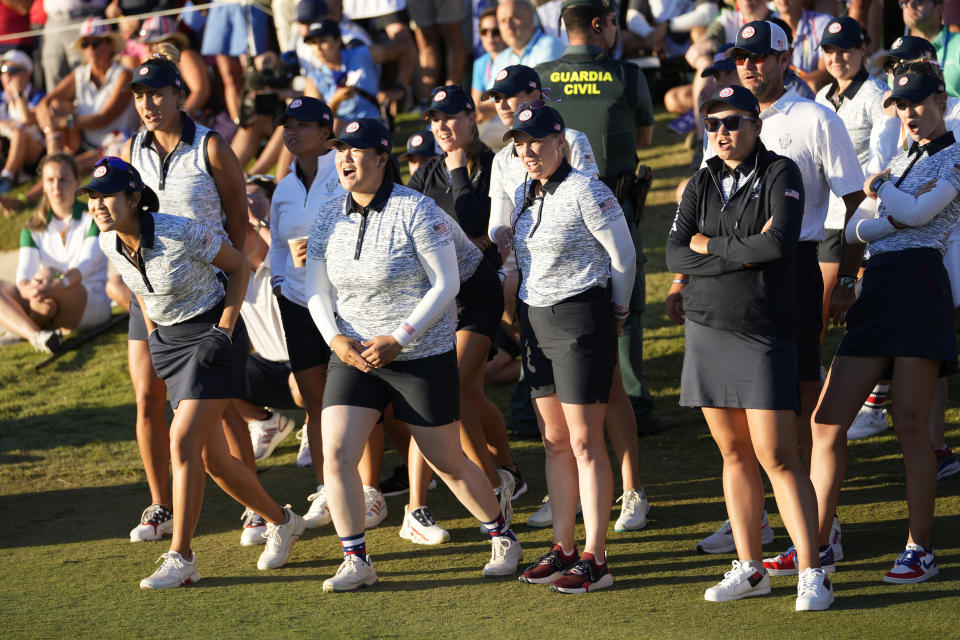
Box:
[865,383,889,409]
[339,532,367,562]
[481,512,517,541]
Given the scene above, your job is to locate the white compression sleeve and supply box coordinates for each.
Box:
[671,3,718,32]
[390,242,461,348]
[845,198,894,244]
[876,179,960,226]
[304,257,343,345]
[626,9,654,37]
[591,216,637,311]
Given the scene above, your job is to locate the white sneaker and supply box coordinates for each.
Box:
[240,508,267,546]
[130,504,174,542]
[483,535,523,577]
[796,567,834,611]
[322,555,378,592]
[363,485,388,529]
[496,467,515,526]
[847,406,888,440]
[697,511,775,554]
[249,411,295,461]
[704,560,770,602]
[830,516,843,561]
[304,484,331,528]
[139,551,200,589]
[257,506,305,570]
[526,495,582,529]
[295,425,312,467]
[29,329,61,354]
[614,488,650,532]
[399,505,450,545]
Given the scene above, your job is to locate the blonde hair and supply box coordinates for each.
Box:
[26,154,80,232]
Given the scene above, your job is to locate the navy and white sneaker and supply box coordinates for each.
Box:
[240,508,267,546]
[796,567,834,611]
[883,544,939,584]
[830,516,843,561]
[130,504,173,542]
[704,560,770,602]
[763,545,836,577]
[936,446,960,480]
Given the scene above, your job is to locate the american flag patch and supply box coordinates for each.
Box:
[599,198,617,212]
[402,322,415,336]
[953,164,960,177]
[785,189,800,200]
[433,221,448,234]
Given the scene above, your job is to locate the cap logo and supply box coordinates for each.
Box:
[323,113,331,120]
[346,121,360,133]
[518,109,532,121]
[528,81,537,88]
[93,166,107,178]
[554,123,561,131]
[775,38,784,48]
[410,134,423,147]
[433,90,447,102]
[741,25,756,39]
[898,75,909,86]
[892,37,903,50]
[940,83,946,91]
[495,69,508,81]
[138,67,149,76]
[129,181,136,188]
[828,22,842,34]
[380,138,389,147]
[290,98,302,109]
[719,87,734,98]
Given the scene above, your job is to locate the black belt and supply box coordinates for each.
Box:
[562,284,611,305]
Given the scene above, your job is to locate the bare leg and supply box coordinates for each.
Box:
[413,25,442,95]
[233,398,269,422]
[407,437,433,508]
[438,22,466,85]
[0,280,41,340]
[129,339,171,508]
[457,329,500,488]
[558,401,612,558]
[106,274,131,311]
[928,377,948,449]
[321,405,380,538]
[221,401,256,472]
[818,260,839,349]
[535,395,579,551]
[47,280,88,330]
[605,363,641,492]
[216,55,244,123]
[797,380,820,472]
[293,364,327,485]
[359,423,384,489]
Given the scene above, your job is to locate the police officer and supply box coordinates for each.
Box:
[535,0,658,432]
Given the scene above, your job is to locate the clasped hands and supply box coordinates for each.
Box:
[331,333,403,372]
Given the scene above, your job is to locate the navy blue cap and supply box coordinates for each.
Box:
[76,157,160,212]
[502,101,565,141]
[125,58,183,92]
[701,44,737,77]
[296,0,328,23]
[728,20,790,57]
[304,18,340,42]
[819,16,865,50]
[480,65,542,101]
[325,118,392,152]
[883,72,946,107]
[276,96,333,126]
[424,84,475,117]
[561,0,615,11]
[398,130,438,161]
[699,85,760,115]
[879,35,938,70]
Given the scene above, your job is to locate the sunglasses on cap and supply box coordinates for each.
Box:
[704,115,757,133]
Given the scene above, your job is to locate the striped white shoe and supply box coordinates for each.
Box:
[363,485,388,529]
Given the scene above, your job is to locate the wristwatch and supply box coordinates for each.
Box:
[838,275,857,290]
[869,175,888,195]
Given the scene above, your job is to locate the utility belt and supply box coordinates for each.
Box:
[600,163,653,224]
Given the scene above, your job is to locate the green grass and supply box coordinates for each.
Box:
[2,111,960,639]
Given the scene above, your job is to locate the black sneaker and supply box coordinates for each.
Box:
[380,464,410,497]
[499,465,528,500]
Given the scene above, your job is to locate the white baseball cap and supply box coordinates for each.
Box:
[1,49,32,74]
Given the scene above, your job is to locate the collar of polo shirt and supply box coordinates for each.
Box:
[114,210,157,255]
[535,158,573,194]
[140,112,198,148]
[347,177,395,215]
[908,130,956,157]
[827,67,869,105]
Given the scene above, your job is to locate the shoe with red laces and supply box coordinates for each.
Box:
[883,544,939,584]
[519,544,579,584]
[763,545,836,577]
[550,552,613,594]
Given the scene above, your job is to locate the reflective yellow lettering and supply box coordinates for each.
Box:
[550,72,560,82]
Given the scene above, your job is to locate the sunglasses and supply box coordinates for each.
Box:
[733,52,773,66]
[703,115,757,132]
[80,38,107,49]
[0,65,25,74]
[899,0,931,7]
[480,28,500,37]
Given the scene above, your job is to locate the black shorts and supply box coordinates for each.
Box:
[276,294,331,373]
[494,327,521,359]
[818,229,843,264]
[796,242,824,381]
[246,352,298,410]
[456,258,504,341]
[323,350,460,427]
[128,294,149,341]
[521,287,618,405]
[352,10,408,36]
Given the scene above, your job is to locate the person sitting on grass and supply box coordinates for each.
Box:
[0,50,46,195]
[0,153,128,354]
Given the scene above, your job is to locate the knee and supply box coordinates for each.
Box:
[756,446,798,476]
[715,439,755,467]
[200,446,227,478]
[542,432,572,458]
[169,429,200,466]
[664,89,682,113]
[568,433,601,464]
[135,380,166,417]
[322,443,356,475]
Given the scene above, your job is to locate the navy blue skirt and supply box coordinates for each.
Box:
[836,248,958,376]
[148,302,251,409]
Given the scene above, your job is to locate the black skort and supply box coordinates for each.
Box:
[276,294,331,373]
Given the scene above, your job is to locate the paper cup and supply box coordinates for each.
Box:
[288,236,309,267]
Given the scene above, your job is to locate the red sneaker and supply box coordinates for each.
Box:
[519,544,578,584]
[549,552,613,594]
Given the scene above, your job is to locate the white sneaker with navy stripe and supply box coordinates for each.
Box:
[704,560,770,602]
[697,511,775,553]
[240,508,267,546]
[130,504,173,542]
[796,567,834,611]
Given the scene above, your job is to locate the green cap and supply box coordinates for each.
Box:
[561,0,615,12]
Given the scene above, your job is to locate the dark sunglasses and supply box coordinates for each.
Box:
[0,65,25,74]
[480,28,500,37]
[733,52,773,66]
[80,38,107,49]
[703,115,757,133]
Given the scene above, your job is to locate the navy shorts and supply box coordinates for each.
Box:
[276,294,331,373]
[817,229,843,264]
[456,258,503,341]
[246,352,298,410]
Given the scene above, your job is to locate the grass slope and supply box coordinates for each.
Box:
[1,111,959,639]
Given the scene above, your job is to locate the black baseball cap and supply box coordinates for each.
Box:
[325,118,392,152]
[296,0,328,23]
[561,0,615,12]
[76,157,160,212]
[125,59,183,92]
[699,85,760,115]
[701,44,737,78]
[304,18,340,43]
[425,84,475,117]
[398,130,438,161]
[728,21,790,57]
[276,96,333,127]
[878,35,937,70]
[480,65,542,101]
[883,72,946,107]
[819,16,865,50]
[502,101,565,141]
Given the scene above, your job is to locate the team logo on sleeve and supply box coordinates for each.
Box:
[741,25,756,39]
[785,188,800,200]
[952,164,960,177]
[433,221,448,234]
[290,98,302,109]
[410,134,423,147]
[518,109,532,121]
[433,90,447,102]
[719,87,734,98]
[346,121,360,133]
[93,166,107,178]
[599,198,618,212]
[496,69,508,81]
[828,22,842,34]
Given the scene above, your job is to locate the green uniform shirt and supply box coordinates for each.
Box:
[535,45,654,179]
[934,27,960,99]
